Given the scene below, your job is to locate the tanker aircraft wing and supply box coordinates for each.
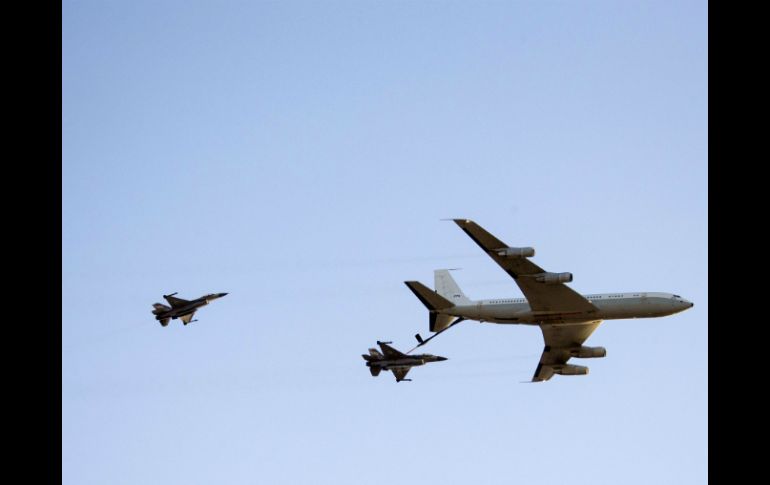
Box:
[532,321,603,382]
[452,219,597,314]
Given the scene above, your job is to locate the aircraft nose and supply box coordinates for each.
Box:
[436,356,448,361]
[218,293,228,297]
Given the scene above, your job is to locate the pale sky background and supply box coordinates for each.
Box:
[62,2,707,484]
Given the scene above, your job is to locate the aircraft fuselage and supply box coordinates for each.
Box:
[447,292,693,325]
[366,354,446,370]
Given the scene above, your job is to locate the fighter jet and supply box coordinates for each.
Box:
[362,341,447,382]
[151,292,228,326]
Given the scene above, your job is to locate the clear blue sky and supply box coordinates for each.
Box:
[63,2,707,484]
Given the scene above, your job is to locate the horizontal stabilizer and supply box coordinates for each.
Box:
[369,367,381,377]
[362,349,383,361]
[430,313,457,333]
[152,303,171,314]
[404,281,455,311]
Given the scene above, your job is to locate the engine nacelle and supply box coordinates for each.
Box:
[534,272,573,284]
[495,247,535,258]
[570,346,607,358]
[555,364,589,376]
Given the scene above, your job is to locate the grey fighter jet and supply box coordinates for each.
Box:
[362,341,447,382]
[151,292,228,326]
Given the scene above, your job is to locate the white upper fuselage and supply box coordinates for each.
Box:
[447,292,694,325]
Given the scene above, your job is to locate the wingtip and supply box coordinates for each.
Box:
[440,218,473,224]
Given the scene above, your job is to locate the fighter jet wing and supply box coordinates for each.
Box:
[452,219,597,313]
[391,367,411,382]
[532,321,602,382]
[378,342,408,359]
[179,311,197,325]
[164,295,190,308]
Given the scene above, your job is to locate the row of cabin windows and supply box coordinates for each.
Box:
[488,294,642,304]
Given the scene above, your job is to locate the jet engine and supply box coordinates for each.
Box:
[534,272,573,284]
[555,364,588,376]
[495,247,535,258]
[570,346,607,358]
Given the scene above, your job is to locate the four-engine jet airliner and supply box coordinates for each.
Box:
[404,219,693,382]
[362,341,447,382]
[151,292,228,326]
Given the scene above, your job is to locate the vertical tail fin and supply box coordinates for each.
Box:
[434,269,472,306]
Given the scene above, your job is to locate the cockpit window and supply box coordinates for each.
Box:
[673,294,681,298]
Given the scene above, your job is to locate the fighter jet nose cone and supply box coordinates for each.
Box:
[220,293,228,297]
[437,356,448,361]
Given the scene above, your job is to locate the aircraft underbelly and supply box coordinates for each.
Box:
[470,308,594,324]
[593,301,646,319]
